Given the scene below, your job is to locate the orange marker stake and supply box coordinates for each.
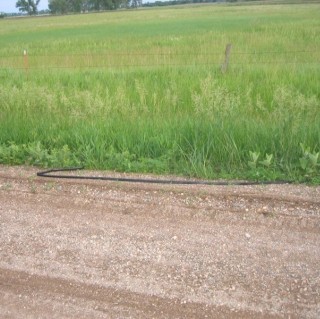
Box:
[24,49,29,74]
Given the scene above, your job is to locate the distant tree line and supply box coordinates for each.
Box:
[48,0,226,12]
[13,0,259,17]
[48,0,142,13]
[14,0,141,15]
[143,0,222,7]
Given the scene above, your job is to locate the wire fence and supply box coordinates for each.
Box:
[0,50,317,58]
[0,48,319,71]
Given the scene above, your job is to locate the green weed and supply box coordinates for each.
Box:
[299,143,320,176]
[0,3,319,182]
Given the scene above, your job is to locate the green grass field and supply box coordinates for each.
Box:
[0,2,319,182]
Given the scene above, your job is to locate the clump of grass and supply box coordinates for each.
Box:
[0,3,319,182]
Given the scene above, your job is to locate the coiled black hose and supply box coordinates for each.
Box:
[37,167,293,186]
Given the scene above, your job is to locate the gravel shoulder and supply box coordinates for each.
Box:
[0,165,319,318]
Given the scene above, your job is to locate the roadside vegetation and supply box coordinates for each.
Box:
[0,3,319,182]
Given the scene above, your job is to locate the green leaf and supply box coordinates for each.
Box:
[259,153,273,167]
[308,152,319,167]
[249,151,260,163]
[299,158,308,171]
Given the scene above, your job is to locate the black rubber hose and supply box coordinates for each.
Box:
[37,167,293,186]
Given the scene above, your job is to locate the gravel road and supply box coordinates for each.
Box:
[0,165,319,318]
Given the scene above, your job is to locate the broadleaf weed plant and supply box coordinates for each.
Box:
[0,4,320,183]
[299,143,320,176]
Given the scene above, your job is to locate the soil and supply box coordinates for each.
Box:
[0,165,319,318]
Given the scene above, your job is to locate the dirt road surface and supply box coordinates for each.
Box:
[0,165,319,318]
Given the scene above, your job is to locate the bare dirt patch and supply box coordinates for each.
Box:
[0,165,319,318]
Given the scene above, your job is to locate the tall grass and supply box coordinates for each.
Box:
[0,3,319,181]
